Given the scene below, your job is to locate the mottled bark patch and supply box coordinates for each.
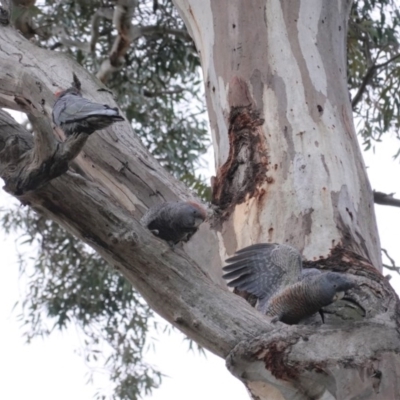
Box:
[260,336,330,384]
[258,339,300,381]
[211,105,267,221]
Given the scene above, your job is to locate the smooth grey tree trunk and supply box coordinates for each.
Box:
[174,0,381,268]
[0,1,399,399]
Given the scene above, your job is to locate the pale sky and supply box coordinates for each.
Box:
[2,1,400,399]
[0,106,250,400]
[0,186,249,400]
[1,109,400,399]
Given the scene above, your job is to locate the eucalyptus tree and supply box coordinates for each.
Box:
[1,0,400,399]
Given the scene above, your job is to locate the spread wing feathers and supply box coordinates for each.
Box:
[233,243,279,255]
[301,268,321,279]
[223,243,301,301]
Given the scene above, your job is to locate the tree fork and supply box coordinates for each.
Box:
[1,2,400,399]
[1,112,398,399]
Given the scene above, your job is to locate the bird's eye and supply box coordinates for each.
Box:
[333,284,337,288]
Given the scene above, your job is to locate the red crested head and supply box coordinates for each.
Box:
[186,201,207,220]
[54,87,81,98]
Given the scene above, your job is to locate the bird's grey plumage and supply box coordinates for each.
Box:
[266,272,356,324]
[52,87,124,136]
[300,268,322,279]
[223,243,356,324]
[140,201,207,245]
[223,243,302,312]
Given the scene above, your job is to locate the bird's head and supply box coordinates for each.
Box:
[320,272,356,303]
[186,201,207,227]
[178,202,207,228]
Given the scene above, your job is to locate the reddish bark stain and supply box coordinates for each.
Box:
[260,340,299,381]
[211,78,268,223]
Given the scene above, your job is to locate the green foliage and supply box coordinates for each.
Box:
[2,1,209,399]
[348,0,400,155]
[34,0,210,186]
[1,205,162,399]
[4,1,400,399]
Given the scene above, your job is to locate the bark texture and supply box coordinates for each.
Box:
[174,0,381,270]
[170,0,399,398]
[0,1,399,399]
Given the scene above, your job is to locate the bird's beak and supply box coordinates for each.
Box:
[194,217,204,227]
[333,291,345,301]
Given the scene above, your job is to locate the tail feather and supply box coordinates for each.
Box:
[67,109,124,123]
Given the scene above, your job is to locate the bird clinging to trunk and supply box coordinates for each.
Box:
[52,73,124,137]
[223,243,356,324]
[140,201,207,246]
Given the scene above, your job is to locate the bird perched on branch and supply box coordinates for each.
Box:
[222,243,356,324]
[140,201,207,246]
[52,73,124,137]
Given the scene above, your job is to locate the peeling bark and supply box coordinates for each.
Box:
[227,322,400,400]
[0,25,222,282]
[171,0,399,398]
[175,0,381,268]
[1,1,400,399]
[212,99,267,222]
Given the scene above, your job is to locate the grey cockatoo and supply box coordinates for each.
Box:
[140,201,207,246]
[222,243,356,324]
[52,85,124,137]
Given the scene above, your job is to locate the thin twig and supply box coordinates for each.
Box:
[373,191,400,208]
[95,2,191,83]
[96,0,138,83]
[352,53,400,109]
[90,6,114,53]
[139,25,190,40]
[142,87,184,97]
[381,248,400,275]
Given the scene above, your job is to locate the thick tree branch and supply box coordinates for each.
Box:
[0,108,270,357]
[1,111,399,400]
[96,0,138,83]
[0,108,90,195]
[1,3,399,398]
[227,322,400,400]
[373,190,400,208]
[0,23,223,285]
[90,6,114,53]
